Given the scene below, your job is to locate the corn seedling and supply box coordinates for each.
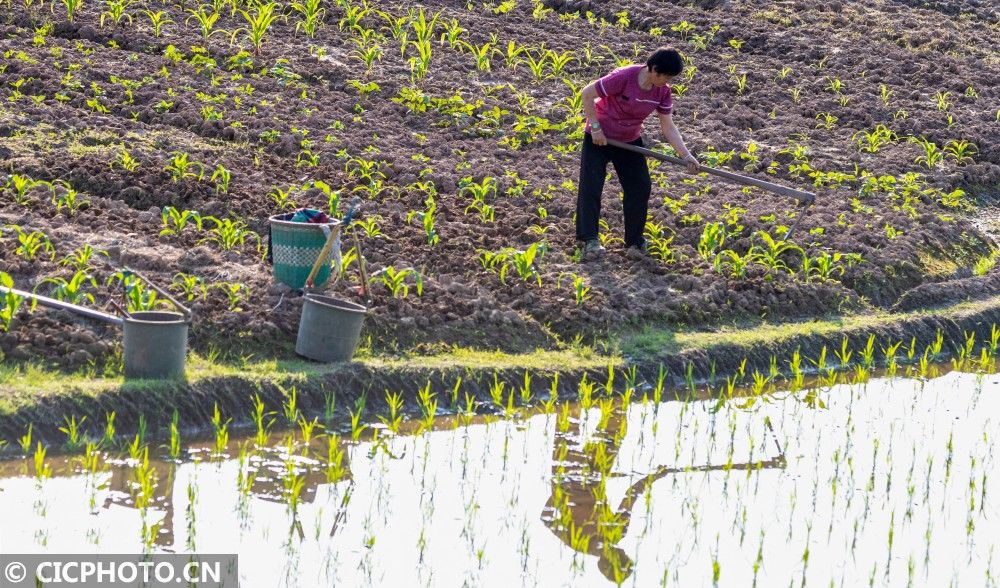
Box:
[944,140,977,165]
[165,152,205,182]
[234,2,280,54]
[186,6,226,40]
[213,282,249,311]
[406,196,439,245]
[698,222,726,260]
[5,225,55,261]
[909,136,943,169]
[292,0,326,37]
[100,0,136,27]
[201,217,260,252]
[144,10,173,37]
[210,164,231,194]
[39,271,97,306]
[0,274,24,333]
[3,174,43,205]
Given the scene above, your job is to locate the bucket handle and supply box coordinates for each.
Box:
[124,267,193,322]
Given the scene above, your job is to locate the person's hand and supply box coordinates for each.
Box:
[682,153,699,174]
[592,129,607,146]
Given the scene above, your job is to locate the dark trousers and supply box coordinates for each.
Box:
[575,133,651,248]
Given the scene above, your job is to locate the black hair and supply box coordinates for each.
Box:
[646,48,683,76]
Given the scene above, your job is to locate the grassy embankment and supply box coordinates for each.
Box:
[4,293,1000,444]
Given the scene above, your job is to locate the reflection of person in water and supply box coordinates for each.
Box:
[542,403,786,582]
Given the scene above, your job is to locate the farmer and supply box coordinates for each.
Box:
[576,47,698,257]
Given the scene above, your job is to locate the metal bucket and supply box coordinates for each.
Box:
[295,295,367,363]
[123,311,189,379]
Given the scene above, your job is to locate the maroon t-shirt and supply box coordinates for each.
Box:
[586,65,673,142]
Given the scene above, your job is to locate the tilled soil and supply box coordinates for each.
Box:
[0,0,998,369]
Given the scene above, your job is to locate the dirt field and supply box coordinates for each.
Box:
[1,0,998,369]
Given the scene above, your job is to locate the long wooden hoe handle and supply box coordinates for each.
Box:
[605,138,817,204]
[305,199,360,289]
[305,225,342,289]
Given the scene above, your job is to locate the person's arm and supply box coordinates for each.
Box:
[658,112,698,173]
[580,81,607,146]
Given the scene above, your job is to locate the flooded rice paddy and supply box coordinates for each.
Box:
[0,370,997,586]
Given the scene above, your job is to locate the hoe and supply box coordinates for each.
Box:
[606,138,816,239]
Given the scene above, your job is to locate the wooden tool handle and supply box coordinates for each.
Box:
[352,229,371,301]
[605,138,816,204]
[305,224,342,288]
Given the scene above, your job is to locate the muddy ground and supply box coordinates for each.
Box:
[1,0,999,371]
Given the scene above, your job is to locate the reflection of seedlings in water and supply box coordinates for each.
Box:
[82,441,101,474]
[186,478,197,551]
[557,403,573,436]
[168,409,181,460]
[283,460,306,515]
[237,444,254,498]
[326,436,347,483]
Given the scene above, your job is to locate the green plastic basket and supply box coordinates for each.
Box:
[268,214,341,289]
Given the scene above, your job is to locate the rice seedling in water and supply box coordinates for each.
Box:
[18,424,33,454]
[33,441,51,480]
[489,372,506,409]
[323,390,337,422]
[127,432,144,461]
[281,384,300,424]
[251,393,274,447]
[211,403,231,456]
[380,390,405,434]
[298,416,321,446]
[349,394,368,442]
[417,382,437,432]
[519,372,533,405]
[578,375,595,410]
